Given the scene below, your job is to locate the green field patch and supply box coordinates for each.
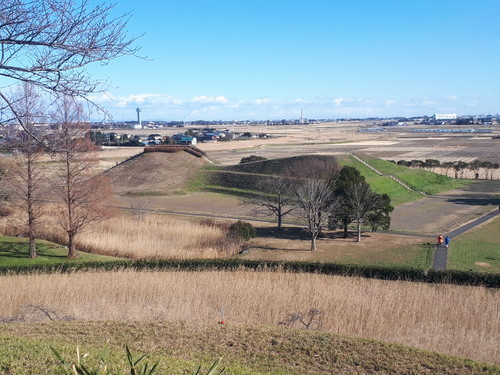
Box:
[0,236,121,267]
[448,217,500,273]
[337,243,434,270]
[362,156,471,194]
[337,155,423,205]
[0,321,498,375]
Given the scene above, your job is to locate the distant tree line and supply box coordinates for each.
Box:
[388,159,500,180]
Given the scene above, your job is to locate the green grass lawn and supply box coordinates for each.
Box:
[361,156,470,195]
[0,236,121,267]
[0,321,498,375]
[448,217,500,273]
[337,155,423,205]
[337,243,434,270]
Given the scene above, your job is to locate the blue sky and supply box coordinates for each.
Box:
[87,0,500,121]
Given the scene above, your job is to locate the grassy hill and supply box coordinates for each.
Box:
[355,155,471,195]
[200,154,469,206]
[106,151,208,196]
[1,321,498,375]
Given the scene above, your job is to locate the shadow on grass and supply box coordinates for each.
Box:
[446,197,500,206]
[253,227,372,251]
[0,237,68,261]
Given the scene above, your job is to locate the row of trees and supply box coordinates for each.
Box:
[1,85,115,259]
[0,0,138,259]
[246,164,393,250]
[390,159,500,179]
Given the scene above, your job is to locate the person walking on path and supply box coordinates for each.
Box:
[445,236,450,248]
[437,235,444,246]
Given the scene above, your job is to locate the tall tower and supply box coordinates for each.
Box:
[136,107,142,129]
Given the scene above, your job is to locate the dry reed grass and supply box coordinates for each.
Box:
[75,214,240,259]
[0,269,498,365]
[0,208,240,259]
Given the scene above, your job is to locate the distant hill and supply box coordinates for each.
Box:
[105,151,208,196]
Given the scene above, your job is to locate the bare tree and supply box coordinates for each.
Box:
[343,181,382,242]
[51,96,115,258]
[0,0,139,138]
[245,177,295,230]
[4,83,48,258]
[295,179,338,251]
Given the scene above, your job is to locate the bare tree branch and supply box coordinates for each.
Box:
[0,0,140,128]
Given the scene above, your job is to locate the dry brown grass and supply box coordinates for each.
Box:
[0,269,498,364]
[0,208,240,259]
[75,214,239,259]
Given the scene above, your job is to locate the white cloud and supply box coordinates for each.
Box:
[191,95,228,104]
[254,98,271,105]
[91,92,481,121]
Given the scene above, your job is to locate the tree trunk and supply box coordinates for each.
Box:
[343,218,349,238]
[67,233,78,258]
[277,213,282,231]
[28,236,37,259]
[357,222,361,242]
[310,235,317,251]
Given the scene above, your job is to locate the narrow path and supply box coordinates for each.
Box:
[431,209,499,270]
[432,244,448,270]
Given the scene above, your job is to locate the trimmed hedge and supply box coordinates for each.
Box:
[144,145,206,157]
[0,259,498,288]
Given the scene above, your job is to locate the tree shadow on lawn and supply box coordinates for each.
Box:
[446,197,500,206]
[0,238,68,260]
[252,226,372,252]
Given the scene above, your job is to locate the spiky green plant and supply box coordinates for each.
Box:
[51,346,223,375]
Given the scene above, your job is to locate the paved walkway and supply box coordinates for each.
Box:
[431,209,499,270]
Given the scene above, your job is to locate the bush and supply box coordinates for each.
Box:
[239,155,267,164]
[229,221,256,241]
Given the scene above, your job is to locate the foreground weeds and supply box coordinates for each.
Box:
[0,321,499,375]
[0,270,498,364]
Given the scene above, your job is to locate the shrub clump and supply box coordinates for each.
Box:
[229,221,256,241]
[239,155,267,164]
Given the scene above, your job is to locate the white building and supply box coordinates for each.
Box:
[434,113,457,121]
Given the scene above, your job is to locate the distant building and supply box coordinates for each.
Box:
[434,113,457,121]
[171,133,197,145]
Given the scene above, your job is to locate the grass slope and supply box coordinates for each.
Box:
[0,321,498,375]
[0,236,121,267]
[206,154,465,206]
[107,151,208,196]
[360,156,470,194]
[337,155,472,205]
[448,216,500,273]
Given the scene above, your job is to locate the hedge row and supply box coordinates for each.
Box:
[144,145,206,157]
[0,259,498,288]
